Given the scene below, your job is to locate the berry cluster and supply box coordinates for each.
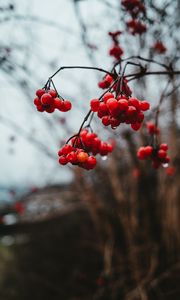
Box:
[90,93,150,130]
[121,0,145,17]
[146,122,160,135]
[58,129,114,169]
[71,128,114,156]
[137,143,170,169]
[126,19,147,35]
[108,31,124,61]
[153,41,167,54]
[34,89,72,113]
[58,144,97,170]
[98,74,114,89]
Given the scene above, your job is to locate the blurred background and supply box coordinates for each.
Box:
[0,0,180,299]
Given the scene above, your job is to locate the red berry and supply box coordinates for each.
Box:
[127,106,137,116]
[41,93,53,105]
[54,98,64,110]
[59,144,73,156]
[160,143,168,151]
[137,147,146,159]
[90,99,100,112]
[140,101,150,111]
[85,156,97,169]
[36,104,45,112]
[66,151,78,163]
[105,74,113,84]
[102,116,110,126]
[59,156,68,165]
[63,100,72,112]
[34,97,41,106]
[131,122,141,131]
[158,149,166,159]
[48,89,57,98]
[107,98,119,114]
[128,98,140,109]
[103,92,114,103]
[110,117,121,128]
[98,102,108,115]
[36,89,45,98]
[118,99,129,111]
[144,146,153,156]
[77,151,89,163]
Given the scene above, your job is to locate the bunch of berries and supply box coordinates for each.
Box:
[121,0,145,17]
[71,129,114,156]
[58,144,97,170]
[126,19,147,35]
[108,31,124,61]
[58,129,114,169]
[34,89,72,113]
[90,93,150,130]
[98,74,114,89]
[153,41,167,54]
[146,122,160,135]
[137,143,170,169]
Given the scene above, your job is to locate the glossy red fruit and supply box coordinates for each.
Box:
[36,104,45,112]
[59,144,73,156]
[54,98,64,110]
[90,99,100,112]
[131,122,141,131]
[59,156,68,165]
[102,116,110,126]
[66,151,78,163]
[158,149,166,159]
[85,156,97,169]
[103,92,114,103]
[118,99,129,111]
[34,97,41,106]
[98,103,108,115]
[129,98,140,109]
[41,93,53,105]
[77,151,89,163]
[127,106,137,116]
[140,101,150,111]
[49,89,57,98]
[144,146,153,155]
[36,89,45,98]
[63,100,72,112]
[107,99,119,116]
[160,143,168,151]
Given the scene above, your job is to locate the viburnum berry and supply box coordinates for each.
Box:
[98,74,114,89]
[90,99,100,112]
[41,93,53,105]
[146,122,160,135]
[153,41,167,54]
[34,88,72,113]
[140,101,150,111]
[137,143,170,169]
[109,45,124,60]
[126,19,147,35]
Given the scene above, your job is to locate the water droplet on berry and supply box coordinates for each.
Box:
[162,163,169,168]
[102,156,107,161]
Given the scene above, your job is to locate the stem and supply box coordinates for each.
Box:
[49,65,113,79]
